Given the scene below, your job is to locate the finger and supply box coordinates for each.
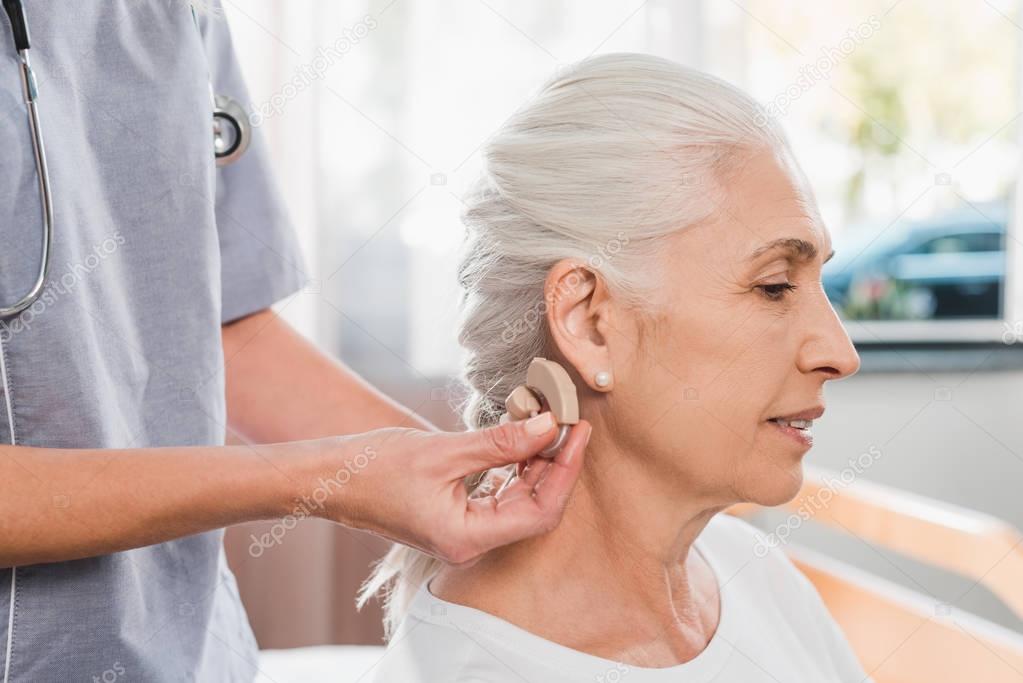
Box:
[531,422,589,509]
[464,421,591,552]
[491,458,550,505]
[507,423,583,496]
[499,423,586,500]
[489,445,559,503]
[517,455,550,489]
[447,412,560,472]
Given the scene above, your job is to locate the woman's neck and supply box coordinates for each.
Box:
[430,443,730,666]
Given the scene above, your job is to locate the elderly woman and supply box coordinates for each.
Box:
[360,52,868,681]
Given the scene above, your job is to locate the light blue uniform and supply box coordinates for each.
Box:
[0,2,305,680]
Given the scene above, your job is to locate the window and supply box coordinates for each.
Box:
[704,0,1022,341]
[227,0,1023,386]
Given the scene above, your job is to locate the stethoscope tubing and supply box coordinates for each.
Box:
[0,2,249,318]
[0,47,53,319]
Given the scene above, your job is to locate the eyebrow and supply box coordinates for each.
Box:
[748,237,835,264]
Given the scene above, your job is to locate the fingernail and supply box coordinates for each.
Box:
[584,424,593,447]
[525,412,556,436]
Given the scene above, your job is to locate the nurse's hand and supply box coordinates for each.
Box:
[296,414,591,566]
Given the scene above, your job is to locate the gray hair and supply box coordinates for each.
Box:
[356,52,791,639]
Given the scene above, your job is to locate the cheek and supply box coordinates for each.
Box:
[644,305,779,415]
[697,301,795,408]
[631,306,796,461]
[618,291,803,467]
[613,339,761,481]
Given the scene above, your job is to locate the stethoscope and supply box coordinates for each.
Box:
[0,0,251,319]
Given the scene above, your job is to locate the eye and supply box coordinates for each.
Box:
[756,282,798,301]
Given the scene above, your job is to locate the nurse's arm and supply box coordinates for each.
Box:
[0,412,588,567]
[0,310,591,567]
[222,308,437,440]
[0,441,303,566]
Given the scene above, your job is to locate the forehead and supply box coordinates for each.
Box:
[715,148,830,255]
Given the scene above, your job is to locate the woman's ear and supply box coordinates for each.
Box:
[544,260,615,392]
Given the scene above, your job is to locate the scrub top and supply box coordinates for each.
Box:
[0,2,306,681]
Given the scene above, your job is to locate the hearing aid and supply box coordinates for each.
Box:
[492,357,579,497]
[499,357,579,458]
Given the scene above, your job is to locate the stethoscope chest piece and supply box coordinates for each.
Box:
[213,93,251,167]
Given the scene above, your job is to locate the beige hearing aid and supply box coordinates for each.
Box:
[500,357,579,458]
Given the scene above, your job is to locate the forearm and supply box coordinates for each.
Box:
[223,309,436,443]
[1,395,588,569]
[3,312,440,567]
[0,440,312,567]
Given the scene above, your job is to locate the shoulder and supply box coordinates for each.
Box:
[698,513,826,618]
[370,615,477,682]
[371,582,543,683]
[701,514,871,680]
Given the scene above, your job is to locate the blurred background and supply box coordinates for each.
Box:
[215,0,1023,653]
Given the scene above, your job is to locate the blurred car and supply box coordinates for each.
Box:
[823,203,1007,320]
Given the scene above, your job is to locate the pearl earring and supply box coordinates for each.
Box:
[594,371,612,388]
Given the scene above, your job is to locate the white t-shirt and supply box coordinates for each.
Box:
[372,514,873,682]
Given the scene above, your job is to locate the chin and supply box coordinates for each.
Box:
[749,459,805,507]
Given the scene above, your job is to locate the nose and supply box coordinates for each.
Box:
[796,291,860,380]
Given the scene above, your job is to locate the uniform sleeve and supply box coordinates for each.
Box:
[198,4,308,324]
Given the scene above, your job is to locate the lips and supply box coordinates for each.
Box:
[766,405,824,448]
[767,405,825,423]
